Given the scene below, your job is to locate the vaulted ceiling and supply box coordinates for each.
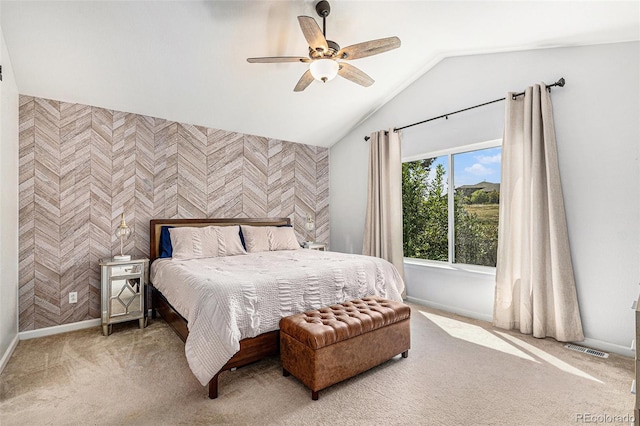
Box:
[2,1,638,147]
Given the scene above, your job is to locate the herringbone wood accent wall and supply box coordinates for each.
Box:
[18,96,329,331]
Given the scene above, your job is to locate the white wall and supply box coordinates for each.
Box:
[0,7,20,372]
[330,42,640,355]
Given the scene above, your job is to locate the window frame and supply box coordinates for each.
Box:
[402,139,502,273]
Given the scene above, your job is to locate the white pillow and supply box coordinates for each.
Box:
[268,226,300,251]
[240,225,270,253]
[169,226,219,260]
[217,225,246,256]
[241,225,300,252]
[169,225,245,260]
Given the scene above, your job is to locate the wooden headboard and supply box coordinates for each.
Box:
[149,217,291,262]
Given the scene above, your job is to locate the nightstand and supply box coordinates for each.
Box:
[303,242,327,251]
[99,257,149,336]
[635,293,640,425]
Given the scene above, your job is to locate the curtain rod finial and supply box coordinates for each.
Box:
[364,136,370,142]
[557,77,565,87]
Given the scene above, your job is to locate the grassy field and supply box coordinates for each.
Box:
[462,204,499,226]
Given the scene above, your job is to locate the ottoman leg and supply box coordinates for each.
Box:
[312,390,319,401]
[402,350,408,358]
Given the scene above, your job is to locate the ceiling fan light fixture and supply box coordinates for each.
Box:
[310,59,339,83]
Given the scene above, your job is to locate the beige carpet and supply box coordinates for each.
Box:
[0,302,634,425]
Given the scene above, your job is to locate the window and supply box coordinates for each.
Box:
[402,142,501,267]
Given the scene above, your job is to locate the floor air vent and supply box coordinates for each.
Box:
[563,343,609,358]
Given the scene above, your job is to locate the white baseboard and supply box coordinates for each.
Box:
[578,337,634,358]
[406,296,634,358]
[0,333,19,374]
[405,296,493,322]
[19,318,101,340]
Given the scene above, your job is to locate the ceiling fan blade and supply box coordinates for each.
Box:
[247,57,310,63]
[294,69,314,92]
[338,63,374,87]
[337,36,401,60]
[298,16,329,53]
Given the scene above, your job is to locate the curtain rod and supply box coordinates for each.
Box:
[364,78,565,141]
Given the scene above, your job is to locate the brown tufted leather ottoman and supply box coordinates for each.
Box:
[279,296,411,400]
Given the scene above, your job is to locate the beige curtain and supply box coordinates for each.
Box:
[363,129,405,297]
[494,83,584,342]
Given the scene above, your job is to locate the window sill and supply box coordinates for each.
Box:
[403,257,496,276]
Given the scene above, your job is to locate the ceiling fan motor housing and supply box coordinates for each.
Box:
[309,40,340,59]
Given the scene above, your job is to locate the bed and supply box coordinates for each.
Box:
[148,217,404,399]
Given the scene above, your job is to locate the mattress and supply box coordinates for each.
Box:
[150,249,405,385]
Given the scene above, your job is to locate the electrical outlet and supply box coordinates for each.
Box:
[69,292,78,304]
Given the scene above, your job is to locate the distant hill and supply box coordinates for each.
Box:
[456,181,500,196]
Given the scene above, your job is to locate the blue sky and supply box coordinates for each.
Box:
[429,147,502,189]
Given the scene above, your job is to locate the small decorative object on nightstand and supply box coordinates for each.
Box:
[634,291,640,424]
[100,257,148,336]
[303,242,326,251]
[113,212,132,261]
[304,214,315,246]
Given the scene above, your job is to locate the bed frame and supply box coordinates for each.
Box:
[148,217,291,399]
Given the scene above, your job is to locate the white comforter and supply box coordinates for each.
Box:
[150,249,404,386]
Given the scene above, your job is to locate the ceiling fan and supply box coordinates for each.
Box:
[247,0,401,92]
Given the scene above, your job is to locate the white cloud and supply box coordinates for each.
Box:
[464,163,494,176]
[476,153,501,164]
